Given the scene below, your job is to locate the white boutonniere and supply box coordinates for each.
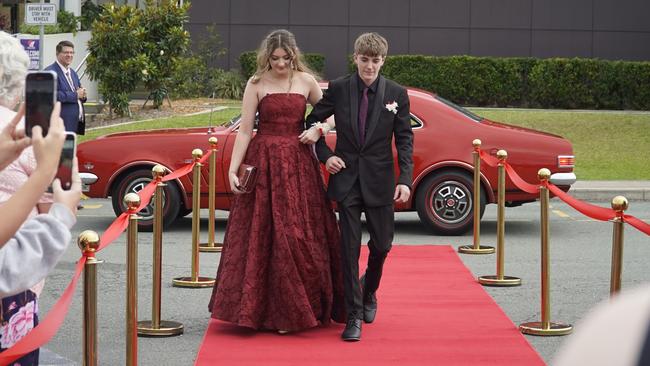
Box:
[385,101,398,114]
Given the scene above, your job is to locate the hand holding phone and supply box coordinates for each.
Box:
[31,102,65,183]
[52,157,82,215]
[25,71,57,137]
[0,105,30,171]
[54,132,77,190]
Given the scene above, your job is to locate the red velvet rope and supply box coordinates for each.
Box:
[478,149,499,168]
[504,163,540,195]
[624,215,650,236]
[0,149,213,363]
[478,146,650,236]
[545,182,616,222]
[0,259,85,365]
[478,148,539,195]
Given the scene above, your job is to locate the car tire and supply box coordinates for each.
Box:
[177,207,192,218]
[415,170,486,235]
[111,169,181,231]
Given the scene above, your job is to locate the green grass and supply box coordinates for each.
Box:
[81,103,649,180]
[470,108,650,180]
[79,108,242,143]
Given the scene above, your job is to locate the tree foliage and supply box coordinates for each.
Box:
[86,0,189,115]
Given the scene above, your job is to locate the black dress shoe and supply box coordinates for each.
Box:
[341,318,362,341]
[360,275,378,323]
[363,292,377,323]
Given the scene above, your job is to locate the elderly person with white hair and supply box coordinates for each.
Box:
[0,31,81,365]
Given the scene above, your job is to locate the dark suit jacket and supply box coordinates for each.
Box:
[45,62,86,133]
[306,74,414,207]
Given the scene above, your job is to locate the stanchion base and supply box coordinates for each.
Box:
[478,275,522,287]
[519,321,573,336]
[199,242,223,253]
[172,276,215,288]
[137,320,184,337]
[458,245,495,254]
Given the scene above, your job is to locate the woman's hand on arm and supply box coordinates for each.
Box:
[299,75,330,144]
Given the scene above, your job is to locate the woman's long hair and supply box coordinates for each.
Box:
[250,29,318,84]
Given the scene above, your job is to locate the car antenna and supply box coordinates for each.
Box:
[207,91,215,134]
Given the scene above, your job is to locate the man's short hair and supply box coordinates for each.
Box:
[56,40,74,54]
[354,33,388,58]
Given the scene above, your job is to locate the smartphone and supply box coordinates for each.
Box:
[51,132,77,191]
[25,71,57,137]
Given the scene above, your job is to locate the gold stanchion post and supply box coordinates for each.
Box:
[478,150,521,287]
[124,193,140,366]
[138,165,184,337]
[459,139,495,254]
[78,230,102,366]
[519,169,572,336]
[200,137,223,252]
[609,195,628,297]
[173,149,216,288]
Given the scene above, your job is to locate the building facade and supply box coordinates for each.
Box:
[187,0,650,79]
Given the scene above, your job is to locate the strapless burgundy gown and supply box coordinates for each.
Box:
[208,93,345,331]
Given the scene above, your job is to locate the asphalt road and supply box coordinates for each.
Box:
[37,198,650,365]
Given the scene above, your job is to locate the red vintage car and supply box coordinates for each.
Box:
[78,88,576,235]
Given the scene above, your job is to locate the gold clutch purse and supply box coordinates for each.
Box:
[237,164,258,193]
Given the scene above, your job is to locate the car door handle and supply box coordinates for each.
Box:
[489,148,499,156]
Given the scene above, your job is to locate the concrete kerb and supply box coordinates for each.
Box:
[569,181,650,201]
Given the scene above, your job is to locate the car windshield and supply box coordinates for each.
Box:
[435,96,483,123]
[225,114,240,127]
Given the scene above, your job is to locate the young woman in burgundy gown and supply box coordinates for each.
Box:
[208,29,344,332]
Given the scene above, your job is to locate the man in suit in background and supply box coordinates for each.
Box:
[305,32,414,341]
[45,40,86,134]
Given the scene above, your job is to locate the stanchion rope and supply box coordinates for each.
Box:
[0,150,212,365]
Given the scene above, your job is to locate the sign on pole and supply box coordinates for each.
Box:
[25,2,56,70]
[25,3,58,25]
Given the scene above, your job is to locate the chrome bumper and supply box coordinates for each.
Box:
[80,172,98,192]
[550,172,576,186]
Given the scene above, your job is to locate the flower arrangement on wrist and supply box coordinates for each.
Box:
[312,122,331,136]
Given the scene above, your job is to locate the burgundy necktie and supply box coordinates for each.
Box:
[358,87,369,145]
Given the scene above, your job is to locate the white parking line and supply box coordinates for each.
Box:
[81,204,103,209]
[553,210,571,219]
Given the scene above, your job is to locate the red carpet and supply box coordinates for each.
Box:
[195,245,545,365]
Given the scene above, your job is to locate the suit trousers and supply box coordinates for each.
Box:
[338,180,394,319]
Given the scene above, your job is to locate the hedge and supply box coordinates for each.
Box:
[377,55,650,109]
[239,51,326,80]
[240,51,650,110]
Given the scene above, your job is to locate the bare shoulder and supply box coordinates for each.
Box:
[244,77,263,98]
[295,71,318,85]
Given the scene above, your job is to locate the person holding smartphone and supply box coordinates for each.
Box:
[45,40,86,134]
[0,104,81,296]
[0,31,81,365]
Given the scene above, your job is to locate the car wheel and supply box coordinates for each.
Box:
[111,169,181,231]
[177,207,192,218]
[415,171,486,235]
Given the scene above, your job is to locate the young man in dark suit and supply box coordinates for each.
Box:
[305,32,414,341]
[45,40,86,134]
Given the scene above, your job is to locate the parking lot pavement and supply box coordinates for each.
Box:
[37,198,650,365]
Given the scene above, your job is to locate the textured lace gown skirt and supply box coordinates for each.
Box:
[208,93,344,331]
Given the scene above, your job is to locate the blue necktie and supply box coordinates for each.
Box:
[358,87,369,145]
